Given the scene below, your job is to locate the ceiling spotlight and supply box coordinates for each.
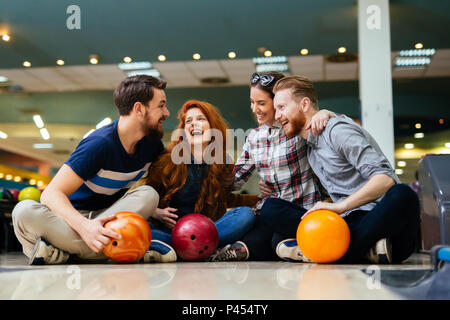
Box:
[300,48,309,55]
[0,76,8,82]
[337,47,347,54]
[40,128,50,140]
[2,34,10,42]
[439,119,444,124]
[23,61,31,68]
[89,54,99,65]
[395,169,404,175]
[158,55,166,62]
[404,143,414,149]
[414,132,424,139]
[123,56,132,63]
[0,130,7,139]
[264,50,272,57]
[397,161,407,167]
[33,115,44,129]
[445,143,450,148]
[415,42,424,49]
[228,51,237,59]
[193,53,201,60]
[56,59,65,66]
[415,123,421,129]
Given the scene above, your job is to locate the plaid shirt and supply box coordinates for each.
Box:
[233,121,320,212]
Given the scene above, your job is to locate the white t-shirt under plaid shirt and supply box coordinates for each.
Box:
[233,121,321,212]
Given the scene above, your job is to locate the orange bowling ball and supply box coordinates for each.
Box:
[102,211,151,263]
[296,209,350,263]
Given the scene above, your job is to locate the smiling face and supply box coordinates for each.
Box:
[184,107,211,147]
[274,89,307,138]
[250,87,276,126]
[141,88,169,139]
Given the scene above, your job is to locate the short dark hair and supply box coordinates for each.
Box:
[250,71,285,99]
[273,75,319,109]
[114,75,167,115]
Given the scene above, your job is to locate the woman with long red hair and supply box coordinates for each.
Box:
[141,99,257,261]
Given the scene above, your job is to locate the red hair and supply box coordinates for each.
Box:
[146,100,232,220]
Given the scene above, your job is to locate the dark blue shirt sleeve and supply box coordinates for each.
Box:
[65,136,108,181]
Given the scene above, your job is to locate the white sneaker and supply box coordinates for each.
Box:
[29,238,70,265]
[367,238,392,264]
[140,240,177,263]
[276,238,312,262]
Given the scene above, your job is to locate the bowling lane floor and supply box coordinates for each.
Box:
[0,252,434,300]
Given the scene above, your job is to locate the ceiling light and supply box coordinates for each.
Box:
[445,143,450,148]
[300,48,309,55]
[5,174,12,181]
[123,56,132,63]
[158,55,166,62]
[40,128,50,140]
[23,61,31,68]
[118,61,152,70]
[414,132,424,139]
[414,43,424,49]
[33,143,54,149]
[397,161,406,167]
[127,69,161,77]
[263,50,272,57]
[33,115,44,128]
[395,169,404,175]
[398,49,435,57]
[256,64,289,73]
[96,117,112,129]
[29,179,36,185]
[228,51,236,59]
[2,34,10,42]
[395,57,431,68]
[439,119,444,124]
[89,54,99,65]
[0,173,3,179]
[404,143,414,149]
[193,53,201,60]
[337,47,347,54]
[415,123,421,129]
[0,76,8,82]
[56,59,65,66]
[13,176,21,182]
[37,181,44,188]
[0,130,7,139]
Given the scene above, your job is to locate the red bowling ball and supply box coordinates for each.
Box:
[171,213,219,261]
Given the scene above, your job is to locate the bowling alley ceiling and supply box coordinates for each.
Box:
[0,0,449,169]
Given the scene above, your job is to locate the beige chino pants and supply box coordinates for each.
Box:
[12,185,159,260]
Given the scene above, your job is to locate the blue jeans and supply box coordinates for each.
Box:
[149,206,256,248]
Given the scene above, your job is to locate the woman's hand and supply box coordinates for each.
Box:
[306,109,334,136]
[153,207,178,229]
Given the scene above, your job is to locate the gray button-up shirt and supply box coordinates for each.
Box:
[306,115,400,217]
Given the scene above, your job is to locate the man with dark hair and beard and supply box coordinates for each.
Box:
[13,75,175,265]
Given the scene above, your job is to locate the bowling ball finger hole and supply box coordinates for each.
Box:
[112,241,118,246]
[199,250,203,254]
[204,246,208,250]
[190,235,196,240]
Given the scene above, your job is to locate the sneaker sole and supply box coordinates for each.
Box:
[276,241,305,262]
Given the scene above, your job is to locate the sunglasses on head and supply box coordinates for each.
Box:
[250,73,275,87]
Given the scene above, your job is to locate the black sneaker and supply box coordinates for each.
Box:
[208,241,249,262]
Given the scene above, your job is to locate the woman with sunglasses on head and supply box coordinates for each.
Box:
[209,72,334,262]
[135,99,258,262]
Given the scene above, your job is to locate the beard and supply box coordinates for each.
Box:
[284,112,306,138]
[145,125,164,140]
[142,111,165,140]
